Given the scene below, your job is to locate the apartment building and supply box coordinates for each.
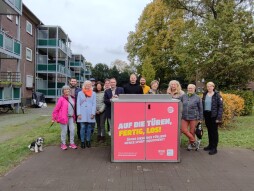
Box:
[0,1,90,106]
[0,0,22,105]
[20,4,41,104]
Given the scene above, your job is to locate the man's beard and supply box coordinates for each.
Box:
[69,84,76,88]
[140,82,145,86]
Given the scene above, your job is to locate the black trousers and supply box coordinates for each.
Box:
[204,111,219,149]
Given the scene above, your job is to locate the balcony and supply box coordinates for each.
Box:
[70,61,85,68]
[0,72,21,104]
[36,63,74,77]
[0,30,21,59]
[0,0,22,15]
[85,70,92,76]
[37,38,71,56]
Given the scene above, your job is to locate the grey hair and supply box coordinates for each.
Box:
[62,85,71,94]
[82,80,92,89]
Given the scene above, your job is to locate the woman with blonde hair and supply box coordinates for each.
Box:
[148,80,160,94]
[167,80,185,99]
[202,82,223,155]
[77,80,96,148]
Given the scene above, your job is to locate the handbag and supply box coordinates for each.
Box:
[195,122,203,139]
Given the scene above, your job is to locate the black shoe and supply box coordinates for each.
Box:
[204,145,211,151]
[100,136,105,143]
[209,149,217,155]
[81,142,85,149]
[86,141,91,148]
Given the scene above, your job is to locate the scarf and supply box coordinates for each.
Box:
[82,89,92,97]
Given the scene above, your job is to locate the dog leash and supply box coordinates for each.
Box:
[49,122,55,128]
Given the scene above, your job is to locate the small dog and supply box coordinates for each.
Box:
[28,137,44,153]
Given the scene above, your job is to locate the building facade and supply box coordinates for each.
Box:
[0,1,90,106]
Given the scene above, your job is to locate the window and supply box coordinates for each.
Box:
[26,75,33,88]
[7,14,13,21]
[26,48,32,61]
[16,16,19,25]
[26,21,32,35]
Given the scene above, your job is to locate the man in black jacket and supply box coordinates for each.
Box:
[123,74,143,94]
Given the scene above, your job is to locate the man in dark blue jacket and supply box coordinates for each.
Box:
[104,78,124,136]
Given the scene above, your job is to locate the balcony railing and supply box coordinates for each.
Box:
[37,88,62,97]
[70,61,85,68]
[37,38,71,56]
[0,30,21,59]
[85,70,92,75]
[36,63,74,77]
[0,72,21,82]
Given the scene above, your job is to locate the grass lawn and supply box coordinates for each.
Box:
[0,110,254,176]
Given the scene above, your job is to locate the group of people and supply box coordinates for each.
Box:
[52,74,223,155]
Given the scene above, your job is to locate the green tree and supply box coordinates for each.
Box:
[141,57,155,85]
[164,0,254,89]
[92,63,110,82]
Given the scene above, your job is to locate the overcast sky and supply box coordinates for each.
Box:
[22,0,151,66]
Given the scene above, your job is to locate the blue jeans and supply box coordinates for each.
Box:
[80,122,92,142]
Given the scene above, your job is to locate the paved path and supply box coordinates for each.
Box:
[0,146,253,191]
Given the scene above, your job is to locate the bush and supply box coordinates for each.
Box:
[220,92,245,127]
[224,90,254,115]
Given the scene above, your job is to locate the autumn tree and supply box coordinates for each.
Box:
[125,0,186,85]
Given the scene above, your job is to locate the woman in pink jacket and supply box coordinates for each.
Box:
[52,85,77,150]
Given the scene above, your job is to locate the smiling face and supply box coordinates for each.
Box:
[187,84,196,94]
[151,82,158,90]
[110,78,117,89]
[84,82,92,90]
[130,74,137,84]
[96,83,102,92]
[63,88,70,96]
[140,78,146,85]
[170,82,177,91]
[104,80,110,89]
[69,78,77,87]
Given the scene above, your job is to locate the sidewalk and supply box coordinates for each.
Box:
[0,146,253,191]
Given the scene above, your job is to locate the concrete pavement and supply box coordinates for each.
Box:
[0,146,254,191]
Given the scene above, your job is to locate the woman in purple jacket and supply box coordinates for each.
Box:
[52,85,77,150]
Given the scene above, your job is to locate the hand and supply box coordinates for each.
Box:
[78,115,82,120]
[52,120,55,123]
[215,120,221,123]
[96,111,100,115]
[113,95,118,98]
[91,114,95,119]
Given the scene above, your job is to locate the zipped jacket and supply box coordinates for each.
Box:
[202,91,223,121]
[180,93,203,120]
